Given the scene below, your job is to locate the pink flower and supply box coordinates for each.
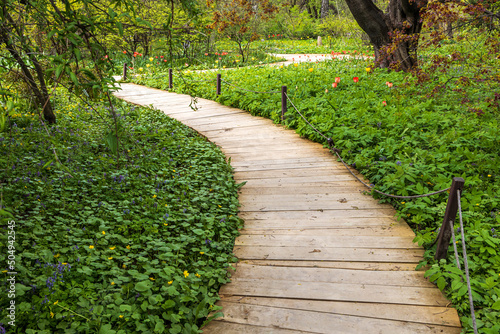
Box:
[353,77,359,83]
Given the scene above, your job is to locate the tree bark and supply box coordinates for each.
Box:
[344,0,425,71]
[320,0,329,20]
[0,19,56,124]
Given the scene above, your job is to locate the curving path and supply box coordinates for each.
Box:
[113,83,462,333]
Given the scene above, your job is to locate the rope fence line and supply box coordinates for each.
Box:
[284,92,451,199]
[221,78,281,94]
[455,190,478,334]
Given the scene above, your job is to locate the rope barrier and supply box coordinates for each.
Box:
[457,190,478,334]
[221,78,280,94]
[285,92,451,199]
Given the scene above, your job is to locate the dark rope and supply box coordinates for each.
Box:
[221,78,280,94]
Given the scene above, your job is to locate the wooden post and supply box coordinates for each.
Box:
[281,85,287,121]
[123,63,127,81]
[317,36,322,47]
[216,74,221,95]
[435,177,465,260]
[168,69,173,89]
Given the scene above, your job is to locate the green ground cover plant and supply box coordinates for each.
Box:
[133,43,500,333]
[0,93,243,333]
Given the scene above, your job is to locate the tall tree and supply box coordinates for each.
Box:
[344,0,425,71]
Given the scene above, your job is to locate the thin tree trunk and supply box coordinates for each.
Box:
[0,23,56,123]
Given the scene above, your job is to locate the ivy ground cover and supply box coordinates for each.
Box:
[134,53,500,333]
[0,96,243,333]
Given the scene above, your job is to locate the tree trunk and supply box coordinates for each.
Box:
[0,21,56,124]
[344,0,426,71]
[320,0,329,20]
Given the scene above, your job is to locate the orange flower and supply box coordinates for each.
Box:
[386,82,393,88]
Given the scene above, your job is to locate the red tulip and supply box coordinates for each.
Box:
[382,101,387,106]
[332,82,338,88]
[386,82,393,88]
[353,77,359,83]
[335,77,341,84]
[123,51,127,54]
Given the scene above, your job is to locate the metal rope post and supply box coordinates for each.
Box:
[435,177,465,260]
[216,74,221,95]
[457,190,478,334]
[281,86,287,121]
[168,69,173,89]
[123,63,127,81]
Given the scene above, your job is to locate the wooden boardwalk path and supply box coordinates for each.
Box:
[114,83,462,334]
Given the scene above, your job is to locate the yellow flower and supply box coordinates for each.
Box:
[294,63,298,67]
[488,175,492,177]
[195,273,201,278]
[279,65,283,69]
[122,264,126,269]
[165,204,168,207]
[365,67,371,72]
[149,57,153,61]
[308,68,313,72]
[62,263,67,265]
[183,270,189,278]
[54,301,58,305]
[102,231,105,235]
[138,67,143,71]
[108,257,113,260]
[119,315,124,318]
[164,223,168,226]
[50,312,54,318]
[218,205,222,208]
[215,60,218,63]
[109,246,116,250]
[89,245,94,249]
[126,245,131,249]
[150,277,155,280]
[401,202,405,205]
[168,280,173,285]
[153,195,157,198]
[54,253,60,258]
[146,64,150,68]
[199,252,204,255]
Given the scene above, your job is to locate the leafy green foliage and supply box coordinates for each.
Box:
[0,95,243,333]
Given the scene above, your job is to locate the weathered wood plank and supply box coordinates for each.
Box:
[220,278,449,306]
[239,209,397,220]
[240,260,421,271]
[235,234,419,249]
[203,321,316,334]
[217,297,462,329]
[229,263,433,287]
[239,226,415,237]
[233,245,424,262]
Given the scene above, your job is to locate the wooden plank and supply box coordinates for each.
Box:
[213,302,460,333]
[234,167,358,179]
[238,192,375,202]
[218,297,462,329]
[238,185,369,194]
[219,278,449,306]
[233,245,424,263]
[203,321,316,334]
[240,260,421,271]
[238,209,397,220]
[239,226,415,237]
[241,218,406,230]
[230,263,433,287]
[239,199,392,212]
[234,234,419,249]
